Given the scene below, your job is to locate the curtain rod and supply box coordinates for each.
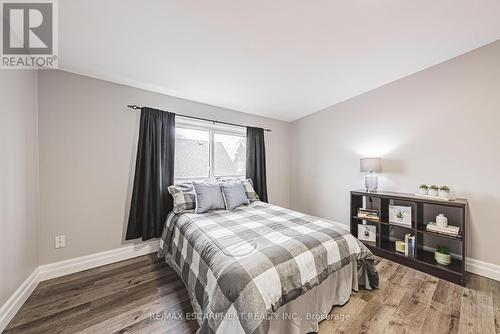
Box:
[126,105,272,132]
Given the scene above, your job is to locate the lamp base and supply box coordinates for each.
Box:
[365,174,378,192]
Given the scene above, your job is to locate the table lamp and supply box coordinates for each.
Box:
[360,158,381,192]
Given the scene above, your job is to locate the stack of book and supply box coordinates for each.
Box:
[357,208,380,221]
[426,222,460,237]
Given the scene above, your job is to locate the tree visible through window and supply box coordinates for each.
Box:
[174,120,246,181]
[214,133,246,177]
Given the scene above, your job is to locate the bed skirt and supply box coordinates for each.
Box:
[268,261,356,334]
[164,253,359,334]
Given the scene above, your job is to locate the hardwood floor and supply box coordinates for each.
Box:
[4,254,499,334]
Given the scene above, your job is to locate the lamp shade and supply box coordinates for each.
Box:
[360,158,381,173]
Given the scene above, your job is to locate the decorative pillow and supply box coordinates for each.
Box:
[241,179,259,202]
[168,182,196,214]
[221,182,250,210]
[193,182,226,214]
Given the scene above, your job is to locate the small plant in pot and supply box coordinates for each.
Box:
[439,185,450,198]
[393,208,406,223]
[428,184,439,196]
[418,184,428,195]
[434,245,451,266]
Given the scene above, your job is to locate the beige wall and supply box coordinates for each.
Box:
[0,71,39,305]
[37,70,290,264]
[290,41,500,265]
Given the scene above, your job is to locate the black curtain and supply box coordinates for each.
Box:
[126,108,175,241]
[246,127,268,202]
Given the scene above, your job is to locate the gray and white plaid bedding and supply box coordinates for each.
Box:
[159,201,378,334]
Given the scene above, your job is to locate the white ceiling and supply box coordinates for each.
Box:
[59,1,500,122]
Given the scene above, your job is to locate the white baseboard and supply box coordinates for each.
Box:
[407,246,500,281]
[0,239,159,332]
[466,257,500,282]
[0,267,40,332]
[38,239,160,281]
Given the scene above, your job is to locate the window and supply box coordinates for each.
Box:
[174,127,210,179]
[214,132,246,177]
[174,117,246,181]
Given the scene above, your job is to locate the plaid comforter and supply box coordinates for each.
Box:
[159,201,378,334]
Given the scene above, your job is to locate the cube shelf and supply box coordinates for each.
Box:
[351,190,467,286]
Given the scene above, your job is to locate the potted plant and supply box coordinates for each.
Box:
[434,245,451,266]
[439,185,450,198]
[418,184,428,195]
[428,184,439,196]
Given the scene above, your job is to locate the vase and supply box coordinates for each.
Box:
[434,251,451,266]
[436,214,448,228]
[428,189,438,196]
[418,188,428,195]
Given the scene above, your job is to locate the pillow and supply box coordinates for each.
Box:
[221,182,250,210]
[193,182,226,214]
[241,179,259,202]
[168,182,196,214]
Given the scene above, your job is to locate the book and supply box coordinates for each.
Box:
[413,236,416,256]
[426,227,459,236]
[409,235,415,257]
[357,208,380,221]
[404,233,410,256]
[426,223,459,232]
[402,234,415,257]
[426,222,460,236]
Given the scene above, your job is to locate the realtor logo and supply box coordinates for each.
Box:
[1,0,58,69]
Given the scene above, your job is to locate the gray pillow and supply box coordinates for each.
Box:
[221,182,250,210]
[241,179,259,202]
[168,182,196,214]
[193,182,226,214]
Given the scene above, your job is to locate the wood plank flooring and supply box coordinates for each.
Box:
[4,254,499,334]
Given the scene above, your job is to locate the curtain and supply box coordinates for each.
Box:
[246,127,268,202]
[126,108,175,241]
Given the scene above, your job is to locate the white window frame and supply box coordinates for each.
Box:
[174,116,246,182]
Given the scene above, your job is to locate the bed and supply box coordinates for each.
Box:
[159,201,378,334]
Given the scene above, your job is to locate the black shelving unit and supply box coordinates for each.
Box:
[351,190,467,286]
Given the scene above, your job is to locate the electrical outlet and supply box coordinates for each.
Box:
[55,235,65,249]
